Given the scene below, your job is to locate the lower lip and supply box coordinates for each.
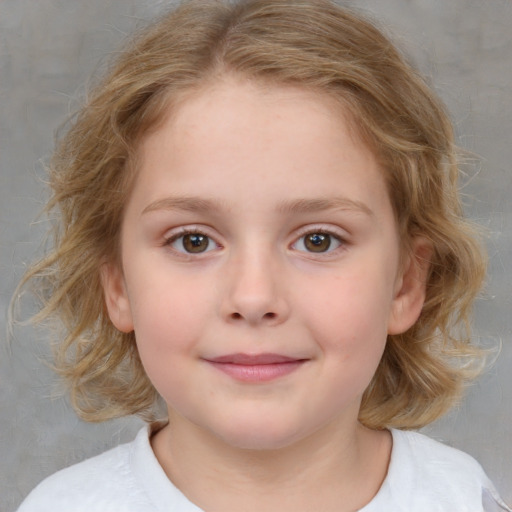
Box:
[207,361,305,382]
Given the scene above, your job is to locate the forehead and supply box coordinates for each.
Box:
[131,77,390,216]
[141,78,374,168]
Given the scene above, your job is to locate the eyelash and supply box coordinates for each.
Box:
[291,227,347,256]
[162,226,348,256]
[163,228,220,255]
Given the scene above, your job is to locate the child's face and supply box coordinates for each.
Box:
[103,78,425,449]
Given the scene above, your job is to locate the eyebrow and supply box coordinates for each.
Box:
[141,195,374,217]
[141,196,226,215]
[276,197,374,217]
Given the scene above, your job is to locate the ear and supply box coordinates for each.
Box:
[100,262,134,333]
[387,237,432,335]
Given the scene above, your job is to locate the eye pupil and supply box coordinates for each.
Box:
[305,233,331,252]
[183,234,209,253]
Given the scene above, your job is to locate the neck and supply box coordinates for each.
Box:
[151,412,391,512]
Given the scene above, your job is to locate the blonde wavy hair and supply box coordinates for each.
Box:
[17,0,486,428]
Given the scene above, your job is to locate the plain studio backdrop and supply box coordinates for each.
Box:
[1,0,511,510]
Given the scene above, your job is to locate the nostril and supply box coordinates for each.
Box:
[229,311,277,321]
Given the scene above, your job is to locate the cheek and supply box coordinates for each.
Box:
[129,263,211,332]
[126,271,214,381]
[295,264,392,360]
[303,268,392,326]
[131,292,204,404]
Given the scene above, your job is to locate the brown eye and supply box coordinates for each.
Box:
[292,231,343,254]
[182,233,210,253]
[168,232,216,254]
[304,233,332,252]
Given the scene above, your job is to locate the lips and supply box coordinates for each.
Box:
[209,353,300,365]
[204,353,307,382]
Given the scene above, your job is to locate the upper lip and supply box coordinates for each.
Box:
[206,353,305,365]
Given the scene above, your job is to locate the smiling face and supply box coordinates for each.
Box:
[102,77,427,450]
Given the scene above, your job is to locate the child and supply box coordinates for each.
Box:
[15,0,511,510]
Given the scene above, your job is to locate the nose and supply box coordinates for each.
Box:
[221,249,290,326]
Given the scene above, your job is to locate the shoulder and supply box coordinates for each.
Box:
[17,428,152,512]
[376,429,510,511]
[395,429,487,478]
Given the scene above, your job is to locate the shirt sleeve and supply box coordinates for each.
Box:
[483,487,512,512]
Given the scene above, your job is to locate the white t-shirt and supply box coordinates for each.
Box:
[18,427,510,512]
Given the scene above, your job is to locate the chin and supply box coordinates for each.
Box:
[212,417,306,452]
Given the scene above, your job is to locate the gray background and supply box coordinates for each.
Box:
[1,0,511,510]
